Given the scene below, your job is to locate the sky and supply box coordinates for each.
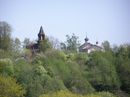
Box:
[0,0,130,46]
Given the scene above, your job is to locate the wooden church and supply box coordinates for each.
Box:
[26,26,45,53]
[79,35,102,53]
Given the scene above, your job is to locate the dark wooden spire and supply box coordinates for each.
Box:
[85,35,89,42]
[38,26,45,41]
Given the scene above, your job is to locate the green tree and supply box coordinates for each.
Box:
[40,50,94,94]
[0,21,12,51]
[0,49,11,59]
[23,38,30,48]
[102,41,111,51]
[115,44,130,93]
[60,42,67,51]
[49,36,60,49]
[14,58,66,97]
[0,75,25,97]
[39,38,52,52]
[12,38,21,53]
[61,33,80,53]
[85,51,120,91]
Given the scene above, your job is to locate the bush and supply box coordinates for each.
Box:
[39,90,83,97]
[0,75,25,97]
[0,58,14,76]
[96,92,117,97]
[66,77,95,94]
[39,90,117,97]
[43,78,67,93]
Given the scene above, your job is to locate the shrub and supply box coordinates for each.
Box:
[39,90,82,97]
[96,92,117,97]
[0,75,25,97]
[66,77,95,94]
[0,58,14,76]
[39,90,117,97]
[43,78,67,93]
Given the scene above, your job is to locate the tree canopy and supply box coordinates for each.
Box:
[0,21,130,97]
[0,21,12,51]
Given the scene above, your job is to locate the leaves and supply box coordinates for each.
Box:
[0,21,12,51]
[39,90,116,97]
[0,75,25,97]
[85,51,120,91]
[0,58,14,76]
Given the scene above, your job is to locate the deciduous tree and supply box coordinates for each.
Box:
[0,21,12,51]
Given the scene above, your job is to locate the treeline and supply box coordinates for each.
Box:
[0,21,130,97]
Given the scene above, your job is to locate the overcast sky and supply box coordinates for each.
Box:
[0,0,130,46]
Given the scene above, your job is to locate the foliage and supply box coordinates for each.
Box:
[39,38,52,52]
[95,92,117,97]
[0,21,12,51]
[61,33,80,53]
[45,49,66,61]
[0,49,12,59]
[33,50,94,95]
[85,51,120,91]
[0,58,14,76]
[60,42,67,51]
[114,45,130,93]
[43,78,67,93]
[102,41,111,51]
[11,38,21,53]
[65,76,95,94]
[1,21,130,97]
[0,75,25,97]
[34,65,47,76]
[23,48,32,61]
[73,53,89,65]
[49,36,60,49]
[23,38,31,48]
[14,58,67,97]
[14,59,45,97]
[39,90,116,97]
